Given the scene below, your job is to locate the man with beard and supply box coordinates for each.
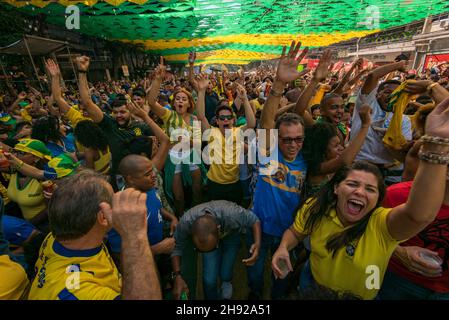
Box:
[75,56,153,187]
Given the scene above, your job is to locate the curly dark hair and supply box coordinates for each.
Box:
[302,122,338,176]
[31,115,63,144]
[74,120,109,151]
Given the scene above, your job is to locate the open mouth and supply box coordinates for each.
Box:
[347,199,365,216]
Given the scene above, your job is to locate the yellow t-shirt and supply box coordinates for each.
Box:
[293,200,401,300]
[0,255,29,299]
[29,234,121,300]
[7,174,46,221]
[94,147,111,175]
[309,84,331,107]
[66,107,91,128]
[251,99,263,111]
[206,127,242,184]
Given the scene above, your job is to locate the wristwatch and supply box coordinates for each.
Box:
[171,270,182,281]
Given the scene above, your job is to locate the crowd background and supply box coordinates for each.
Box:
[1,36,449,300]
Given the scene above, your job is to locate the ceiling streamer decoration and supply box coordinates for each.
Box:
[3,0,449,64]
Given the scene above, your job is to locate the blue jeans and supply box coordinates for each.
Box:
[379,271,449,300]
[202,233,241,300]
[246,232,289,299]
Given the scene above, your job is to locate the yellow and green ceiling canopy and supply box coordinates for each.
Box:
[3,0,449,64]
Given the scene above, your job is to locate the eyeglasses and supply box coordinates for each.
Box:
[218,115,233,121]
[279,136,305,145]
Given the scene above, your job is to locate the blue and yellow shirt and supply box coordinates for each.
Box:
[29,234,121,300]
[107,189,163,253]
[252,148,307,237]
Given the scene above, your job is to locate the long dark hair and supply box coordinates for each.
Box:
[303,161,386,257]
[302,122,338,176]
[31,115,63,144]
[74,120,109,151]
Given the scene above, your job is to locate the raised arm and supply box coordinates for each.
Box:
[75,56,104,123]
[319,105,371,174]
[404,80,449,105]
[45,59,71,114]
[293,49,332,124]
[361,60,407,94]
[9,91,27,114]
[127,101,169,172]
[332,58,363,95]
[235,83,256,130]
[387,98,449,241]
[194,74,211,131]
[187,51,196,90]
[4,152,44,180]
[146,57,168,119]
[260,40,309,130]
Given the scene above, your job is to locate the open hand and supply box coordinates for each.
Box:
[313,49,333,82]
[193,73,210,91]
[45,59,60,77]
[276,40,309,83]
[126,100,148,120]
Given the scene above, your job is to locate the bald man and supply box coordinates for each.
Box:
[107,155,178,283]
[171,200,261,300]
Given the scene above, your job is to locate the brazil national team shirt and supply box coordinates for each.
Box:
[107,188,163,253]
[252,146,307,237]
[29,234,121,300]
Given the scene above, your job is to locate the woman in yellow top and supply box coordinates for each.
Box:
[45,59,110,175]
[271,97,449,299]
[5,139,52,227]
[147,58,204,216]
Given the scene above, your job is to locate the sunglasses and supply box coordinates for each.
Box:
[279,136,304,145]
[218,115,233,121]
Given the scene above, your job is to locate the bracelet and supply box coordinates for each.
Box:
[14,160,24,171]
[418,147,449,165]
[427,82,438,92]
[78,70,87,74]
[270,89,283,97]
[421,135,449,146]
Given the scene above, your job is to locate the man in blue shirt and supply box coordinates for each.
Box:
[107,155,178,276]
[246,40,308,300]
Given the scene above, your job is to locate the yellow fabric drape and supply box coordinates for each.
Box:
[382,81,412,150]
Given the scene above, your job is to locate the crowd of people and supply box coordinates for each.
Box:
[1,39,449,300]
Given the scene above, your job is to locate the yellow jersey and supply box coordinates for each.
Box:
[293,200,401,299]
[29,234,121,300]
[94,147,111,175]
[206,127,242,184]
[7,174,46,221]
[0,255,29,299]
[65,107,90,128]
